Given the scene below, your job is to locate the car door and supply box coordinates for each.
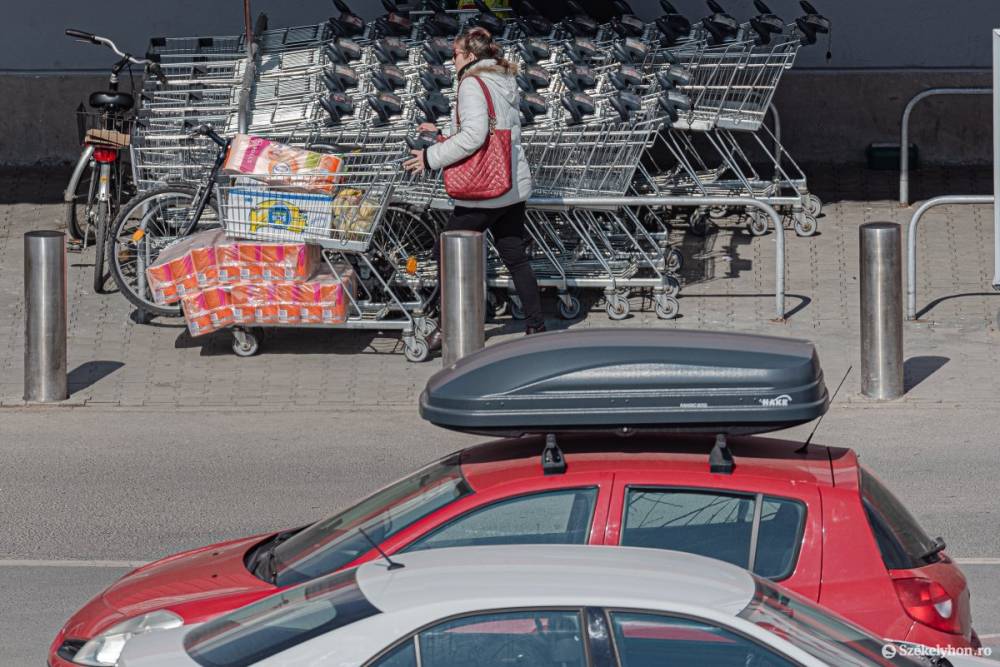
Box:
[605,474,822,600]
[370,472,615,559]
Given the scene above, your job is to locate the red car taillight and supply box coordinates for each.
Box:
[893,577,961,634]
[92,147,118,163]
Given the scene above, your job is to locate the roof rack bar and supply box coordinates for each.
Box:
[542,433,567,475]
[709,433,734,474]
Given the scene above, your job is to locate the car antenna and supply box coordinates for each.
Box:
[796,365,851,453]
[358,527,404,570]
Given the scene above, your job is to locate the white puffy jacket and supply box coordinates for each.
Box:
[425,59,532,208]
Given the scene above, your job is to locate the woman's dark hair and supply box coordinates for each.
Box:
[456,26,514,72]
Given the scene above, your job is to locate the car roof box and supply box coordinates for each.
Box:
[419,329,828,437]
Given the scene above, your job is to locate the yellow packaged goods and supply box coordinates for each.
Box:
[331,188,380,236]
[223,135,342,194]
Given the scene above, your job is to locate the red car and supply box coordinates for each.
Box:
[51,434,978,666]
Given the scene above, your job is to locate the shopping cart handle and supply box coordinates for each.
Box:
[332,0,353,15]
[406,131,439,150]
[800,0,818,14]
[707,0,726,13]
[147,62,167,85]
[660,0,679,12]
[754,0,773,13]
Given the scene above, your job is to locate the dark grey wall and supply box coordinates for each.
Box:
[4,1,999,71]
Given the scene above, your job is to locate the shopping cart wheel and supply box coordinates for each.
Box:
[232,329,260,358]
[748,211,770,237]
[688,210,711,236]
[803,193,823,217]
[655,295,680,320]
[417,317,438,338]
[708,205,728,220]
[662,275,680,298]
[794,212,818,237]
[606,294,630,320]
[665,248,683,273]
[557,294,582,320]
[404,337,430,363]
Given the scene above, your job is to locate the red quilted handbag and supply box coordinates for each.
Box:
[440,76,512,201]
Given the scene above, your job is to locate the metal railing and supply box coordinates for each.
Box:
[905,195,994,320]
[527,196,787,320]
[898,87,991,206]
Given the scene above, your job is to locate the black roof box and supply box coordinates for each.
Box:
[419,329,828,436]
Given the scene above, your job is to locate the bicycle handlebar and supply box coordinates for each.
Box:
[65,28,100,44]
[65,28,155,66]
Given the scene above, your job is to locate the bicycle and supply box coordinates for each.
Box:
[63,28,165,294]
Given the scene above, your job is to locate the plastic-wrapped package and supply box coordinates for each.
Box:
[146,229,227,304]
[181,286,234,337]
[223,134,342,194]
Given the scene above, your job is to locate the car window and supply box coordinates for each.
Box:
[272,454,473,586]
[609,611,796,667]
[859,467,940,569]
[753,498,806,579]
[404,488,598,552]
[368,638,417,667]
[620,488,805,580]
[417,610,586,667]
[185,568,378,667]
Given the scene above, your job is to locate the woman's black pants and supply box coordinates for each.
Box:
[434,201,544,329]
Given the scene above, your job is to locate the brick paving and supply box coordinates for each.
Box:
[2,164,998,408]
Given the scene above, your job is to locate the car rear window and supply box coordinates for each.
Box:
[620,488,805,580]
[859,467,941,569]
[184,568,378,667]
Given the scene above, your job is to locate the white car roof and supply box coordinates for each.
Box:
[357,545,757,616]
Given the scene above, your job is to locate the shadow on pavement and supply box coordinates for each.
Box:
[904,356,949,393]
[68,361,124,395]
[915,292,1000,321]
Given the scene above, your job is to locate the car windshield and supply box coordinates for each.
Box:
[184,568,378,667]
[738,579,925,667]
[272,454,472,586]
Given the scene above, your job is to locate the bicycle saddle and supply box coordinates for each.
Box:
[422,37,452,66]
[795,1,830,45]
[656,65,691,89]
[516,65,551,92]
[611,37,648,65]
[323,64,360,92]
[609,64,643,91]
[520,92,548,125]
[324,37,361,64]
[561,91,596,125]
[609,90,642,121]
[366,91,404,123]
[517,38,551,66]
[416,91,451,121]
[565,37,599,64]
[560,65,596,93]
[611,14,647,38]
[420,65,453,93]
[374,37,409,64]
[90,91,134,111]
[321,91,355,125]
[372,64,406,92]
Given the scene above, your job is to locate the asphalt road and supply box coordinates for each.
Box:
[2,405,999,665]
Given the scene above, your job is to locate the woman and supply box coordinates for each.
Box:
[403,27,545,350]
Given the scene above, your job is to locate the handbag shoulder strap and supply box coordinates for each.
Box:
[455,75,497,132]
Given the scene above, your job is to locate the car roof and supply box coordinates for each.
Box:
[459,433,855,491]
[356,545,757,617]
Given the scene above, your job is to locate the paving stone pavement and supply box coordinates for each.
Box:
[2,164,999,408]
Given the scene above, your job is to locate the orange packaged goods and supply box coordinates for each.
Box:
[146,229,227,305]
[181,286,234,337]
[217,241,318,283]
[223,134,342,194]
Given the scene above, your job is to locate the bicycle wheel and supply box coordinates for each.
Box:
[92,200,109,293]
[108,187,220,317]
[65,161,97,242]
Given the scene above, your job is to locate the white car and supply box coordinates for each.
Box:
[118,545,993,667]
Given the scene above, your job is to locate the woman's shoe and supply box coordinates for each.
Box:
[525,323,547,335]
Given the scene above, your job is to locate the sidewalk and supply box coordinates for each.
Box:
[1,164,998,408]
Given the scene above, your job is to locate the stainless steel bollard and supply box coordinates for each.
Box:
[441,230,485,366]
[860,223,904,399]
[24,231,68,402]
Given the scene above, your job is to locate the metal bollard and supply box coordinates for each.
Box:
[440,230,485,366]
[24,231,68,402]
[860,223,904,400]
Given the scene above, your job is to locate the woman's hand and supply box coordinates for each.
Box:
[403,149,426,174]
[417,122,438,134]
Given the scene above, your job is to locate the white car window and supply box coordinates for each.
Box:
[609,611,796,667]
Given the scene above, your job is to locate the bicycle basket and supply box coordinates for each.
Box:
[76,108,134,147]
